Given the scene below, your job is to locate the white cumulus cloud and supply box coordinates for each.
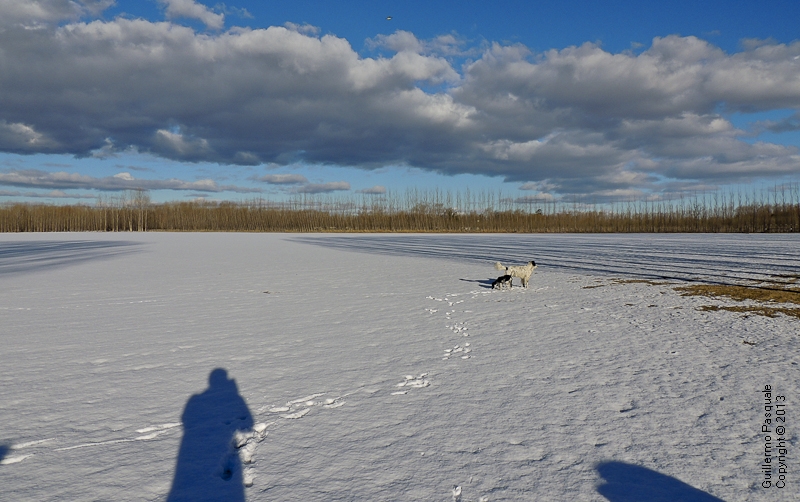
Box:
[158,0,224,30]
[1,4,800,199]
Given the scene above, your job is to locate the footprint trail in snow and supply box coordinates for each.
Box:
[391,373,430,395]
[428,293,478,360]
[7,284,494,496]
[3,422,184,467]
[426,285,527,502]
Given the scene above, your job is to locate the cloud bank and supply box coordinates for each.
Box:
[291,181,351,194]
[256,173,309,185]
[1,2,799,198]
[0,169,258,193]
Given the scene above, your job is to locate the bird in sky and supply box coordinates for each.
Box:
[386,16,392,20]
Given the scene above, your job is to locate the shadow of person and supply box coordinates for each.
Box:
[596,461,725,502]
[168,368,253,502]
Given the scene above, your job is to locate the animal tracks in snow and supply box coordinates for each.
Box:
[447,321,468,336]
[427,294,475,361]
[258,392,348,420]
[55,422,182,452]
[452,484,490,502]
[134,422,182,440]
[391,373,430,395]
[235,422,271,487]
[13,393,347,472]
[0,453,32,465]
[5,287,482,497]
[3,422,183,466]
[0,438,54,465]
[443,343,471,360]
[280,408,310,419]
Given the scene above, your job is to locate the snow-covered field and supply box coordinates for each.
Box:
[1,232,798,501]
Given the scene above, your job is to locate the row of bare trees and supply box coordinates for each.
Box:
[1,186,799,233]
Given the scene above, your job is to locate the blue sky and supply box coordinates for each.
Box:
[1,0,799,205]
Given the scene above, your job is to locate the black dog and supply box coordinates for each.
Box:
[492,274,513,290]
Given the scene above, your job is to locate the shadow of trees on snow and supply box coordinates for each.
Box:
[0,240,141,276]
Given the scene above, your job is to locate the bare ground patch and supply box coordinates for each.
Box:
[675,283,800,304]
[582,278,674,289]
[582,275,800,319]
[598,275,800,319]
[614,279,674,286]
[697,305,800,319]
[675,281,800,319]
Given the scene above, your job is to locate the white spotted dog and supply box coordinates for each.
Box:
[494,260,537,288]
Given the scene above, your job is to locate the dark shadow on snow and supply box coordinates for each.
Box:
[168,368,253,502]
[0,240,141,276]
[596,461,725,502]
[458,278,496,288]
[292,234,797,286]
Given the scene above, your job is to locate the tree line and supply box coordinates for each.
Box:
[1,187,799,233]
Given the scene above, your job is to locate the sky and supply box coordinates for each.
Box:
[1,0,799,205]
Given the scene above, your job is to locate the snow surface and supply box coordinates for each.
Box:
[0,232,798,501]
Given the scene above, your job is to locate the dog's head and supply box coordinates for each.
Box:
[530,261,537,267]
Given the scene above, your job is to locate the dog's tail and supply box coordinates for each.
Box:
[494,261,507,271]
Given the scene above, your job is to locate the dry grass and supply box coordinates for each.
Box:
[583,278,674,289]
[599,276,800,319]
[676,281,800,319]
[697,305,800,319]
[614,279,674,286]
[675,284,800,305]
[768,274,800,286]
